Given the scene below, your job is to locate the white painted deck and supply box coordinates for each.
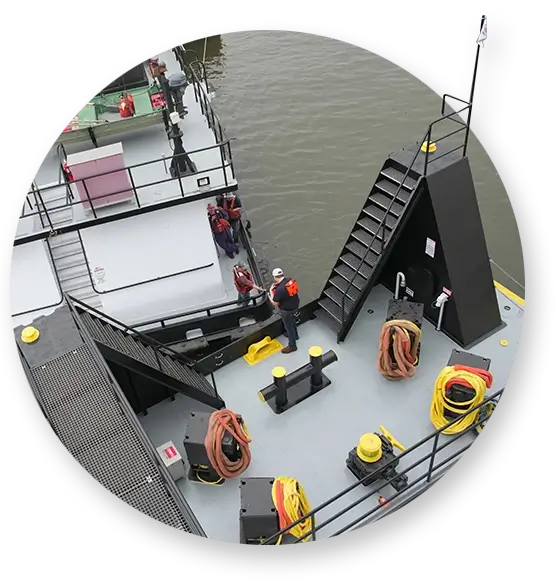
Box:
[17,49,236,241]
[139,284,522,543]
[133,244,264,333]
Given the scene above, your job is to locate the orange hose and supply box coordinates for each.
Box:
[204,409,251,479]
[377,319,421,380]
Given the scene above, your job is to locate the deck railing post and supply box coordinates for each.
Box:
[424,127,432,176]
[82,179,97,219]
[427,433,440,483]
[127,167,141,207]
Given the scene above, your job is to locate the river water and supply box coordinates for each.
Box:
[193,32,523,301]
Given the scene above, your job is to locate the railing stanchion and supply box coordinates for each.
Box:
[219,145,228,187]
[127,167,141,207]
[424,127,432,176]
[427,433,440,483]
[82,179,97,219]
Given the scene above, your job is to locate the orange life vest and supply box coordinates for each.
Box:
[222,195,241,220]
[119,94,135,118]
[233,267,253,293]
[270,278,299,306]
[285,278,299,297]
[210,214,230,233]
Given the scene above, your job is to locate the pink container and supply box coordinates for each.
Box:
[67,143,134,210]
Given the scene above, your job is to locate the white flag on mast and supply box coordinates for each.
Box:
[477,17,487,47]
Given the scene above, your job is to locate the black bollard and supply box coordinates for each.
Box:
[309,346,324,389]
[258,347,337,415]
[272,366,288,410]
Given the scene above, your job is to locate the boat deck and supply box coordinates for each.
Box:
[133,243,261,333]
[139,283,522,543]
[18,49,236,241]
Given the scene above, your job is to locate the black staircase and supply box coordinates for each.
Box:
[316,159,423,342]
[316,92,475,343]
[69,297,225,410]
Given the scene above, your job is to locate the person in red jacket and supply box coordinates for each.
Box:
[217,192,243,248]
[233,261,264,307]
[207,203,235,258]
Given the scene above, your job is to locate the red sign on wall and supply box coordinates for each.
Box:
[164,446,177,459]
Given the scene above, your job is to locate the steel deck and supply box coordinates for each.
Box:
[15,305,206,535]
[139,283,522,542]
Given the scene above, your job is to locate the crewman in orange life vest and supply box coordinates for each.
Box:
[207,203,236,258]
[119,92,136,118]
[217,192,243,247]
[269,268,300,353]
[233,261,264,308]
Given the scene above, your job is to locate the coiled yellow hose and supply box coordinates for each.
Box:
[430,365,493,435]
[271,476,313,543]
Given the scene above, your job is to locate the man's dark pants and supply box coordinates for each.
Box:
[280,309,299,348]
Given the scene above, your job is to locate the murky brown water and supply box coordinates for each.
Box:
[187,32,523,301]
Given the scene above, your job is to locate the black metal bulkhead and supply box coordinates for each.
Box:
[346,434,408,492]
[182,411,243,484]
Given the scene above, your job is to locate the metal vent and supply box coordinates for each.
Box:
[29,345,198,533]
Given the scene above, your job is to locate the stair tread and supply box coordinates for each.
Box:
[323,286,355,311]
[362,205,397,230]
[340,253,373,279]
[351,229,382,255]
[380,166,417,190]
[79,310,219,402]
[314,307,342,333]
[318,297,345,323]
[329,276,361,302]
[334,263,367,291]
[354,221,383,241]
[375,179,411,203]
[346,240,380,266]
[369,193,405,217]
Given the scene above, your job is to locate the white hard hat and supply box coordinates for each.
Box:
[272,268,284,277]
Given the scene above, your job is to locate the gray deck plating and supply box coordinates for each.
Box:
[139,284,522,543]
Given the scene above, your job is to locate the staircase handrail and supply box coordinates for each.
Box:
[66,294,197,367]
[340,131,428,324]
[340,102,472,327]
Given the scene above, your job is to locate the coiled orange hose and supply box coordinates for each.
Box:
[377,319,421,380]
[204,409,252,479]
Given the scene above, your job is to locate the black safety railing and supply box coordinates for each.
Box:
[174,47,235,184]
[133,221,268,332]
[340,99,472,327]
[18,138,234,237]
[67,294,199,369]
[262,387,502,543]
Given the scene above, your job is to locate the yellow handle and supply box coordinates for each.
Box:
[379,425,406,452]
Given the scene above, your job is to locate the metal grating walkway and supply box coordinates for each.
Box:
[19,308,205,535]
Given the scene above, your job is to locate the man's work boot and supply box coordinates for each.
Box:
[281,346,297,354]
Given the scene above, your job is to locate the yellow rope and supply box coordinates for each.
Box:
[271,476,313,542]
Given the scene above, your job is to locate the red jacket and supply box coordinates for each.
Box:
[233,266,254,293]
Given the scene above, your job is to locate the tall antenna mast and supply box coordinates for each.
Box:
[463,14,487,155]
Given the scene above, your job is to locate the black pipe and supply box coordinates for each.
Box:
[258,349,337,403]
